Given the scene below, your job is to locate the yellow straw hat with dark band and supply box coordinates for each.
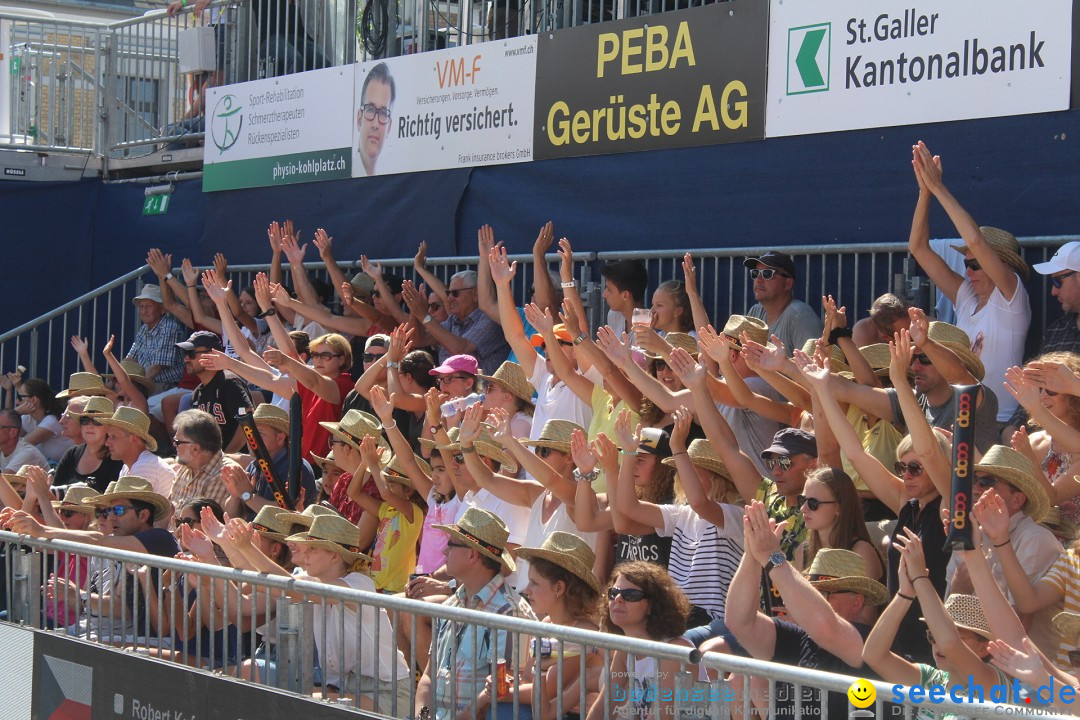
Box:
[421,426,518,474]
[477,361,536,407]
[974,444,1050,523]
[925,321,985,381]
[383,453,432,487]
[646,332,699,360]
[515,531,601,595]
[805,548,889,606]
[522,419,584,455]
[71,395,116,419]
[250,505,294,543]
[723,315,769,349]
[320,409,385,451]
[286,514,373,564]
[253,403,290,435]
[434,507,516,572]
[82,475,172,522]
[661,438,729,479]
[281,503,341,529]
[102,360,155,394]
[800,338,850,374]
[57,373,109,399]
[96,406,158,452]
[952,227,1030,281]
[52,484,98,515]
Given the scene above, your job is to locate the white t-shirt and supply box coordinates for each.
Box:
[954,276,1031,422]
[0,438,49,472]
[314,571,411,686]
[22,414,73,462]
[515,491,596,593]
[527,358,591,440]
[463,487,531,587]
[657,502,744,621]
[123,450,177,498]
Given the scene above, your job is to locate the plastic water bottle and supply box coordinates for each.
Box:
[440,392,484,417]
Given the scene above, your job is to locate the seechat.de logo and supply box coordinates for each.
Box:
[210,93,244,154]
[787,23,831,95]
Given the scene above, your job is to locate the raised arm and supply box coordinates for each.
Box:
[597,417,655,536]
[596,326,687,414]
[277,221,319,308]
[861,546,922,685]
[723,503,778,660]
[147,249,195,328]
[459,405,544,508]
[908,143,963,303]
[959,516,1028,650]
[612,414,666,531]
[571,430,613,532]
[102,335,149,415]
[668,407,731,528]
[181,259,224,335]
[525,303,593,404]
[310,228,350,304]
[681,254,712,335]
[413,241,449,306]
[368,385,434,498]
[1005,366,1080,455]
[530,222,559,315]
[70,336,100,375]
[889,330,952,498]
[824,295,881,388]
[490,244,537,376]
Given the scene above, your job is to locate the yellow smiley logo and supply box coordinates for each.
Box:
[847,679,876,709]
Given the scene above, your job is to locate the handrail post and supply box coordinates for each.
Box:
[276,597,313,695]
[27,329,38,380]
[9,547,41,626]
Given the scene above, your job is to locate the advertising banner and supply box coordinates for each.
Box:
[766,0,1074,137]
[352,36,537,177]
[533,0,768,161]
[203,66,355,192]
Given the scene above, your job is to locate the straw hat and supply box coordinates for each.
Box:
[253,403,290,435]
[103,360,155,394]
[72,395,116,419]
[975,445,1050,523]
[96,406,157,452]
[434,507,516,572]
[57,373,109,399]
[349,273,375,303]
[646,332,699,360]
[1053,611,1080,646]
[805,548,889,606]
[82,476,172,522]
[282,502,341,529]
[52,484,98,515]
[723,315,769,348]
[661,438,730,479]
[477,362,536,407]
[952,227,1031,281]
[515,531,602,595]
[250,505,295,543]
[319,409,383,451]
[1,465,32,489]
[522,419,584,455]
[286,514,373,564]
[837,343,903,381]
[383,452,432,487]
[923,594,994,641]
[421,426,519,474]
[799,338,850,374]
[1042,506,1079,544]
[925,322,985,381]
[310,450,338,474]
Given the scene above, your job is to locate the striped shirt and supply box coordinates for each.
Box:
[1037,548,1078,670]
[657,502,744,621]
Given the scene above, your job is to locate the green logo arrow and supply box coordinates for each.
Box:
[796,29,826,88]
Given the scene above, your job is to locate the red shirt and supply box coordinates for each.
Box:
[297,372,353,463]
[328,471,383,524]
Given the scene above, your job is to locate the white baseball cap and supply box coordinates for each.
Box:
[1033,242,1080,275]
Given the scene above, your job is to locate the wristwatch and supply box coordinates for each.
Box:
[421,314,433,325]
[255,308,277,319]
[164,272,174,281]
[387,361,400,369]
[765,551,786,576]
[240,490,253,502]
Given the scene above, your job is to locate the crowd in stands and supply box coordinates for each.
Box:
[6,143,1080,717]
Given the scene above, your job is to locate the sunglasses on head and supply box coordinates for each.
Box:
[79,416,103,427]
[749,268,790,281]
[963,258,982,272]
[310,351,342,361]
[1052,271,1077,289]
[763,455,792,472]
[797,495,837,511]
[448,287,476,298]
[95,504,134,519]
[607,587,647,602]
[894,460,924,477]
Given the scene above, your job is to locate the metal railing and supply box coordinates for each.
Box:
[2,531,1074,720]
[0,239,1068,396]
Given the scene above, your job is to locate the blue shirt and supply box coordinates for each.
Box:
[246,446,316,517]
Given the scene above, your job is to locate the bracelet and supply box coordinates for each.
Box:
[619,449,638,456]
[572,332,588,346]
[460,445,477,454]
[911,575,930,584]
[993,540,1011,548]
[383,420,397,431]
[561,280,576,289]
[386,361,400,369]
[573,468,599,483]
[255,308,276,319]
[671,451,688,457]
[896,592,916,601]
[827,327,853,345]
[186,285,196,289]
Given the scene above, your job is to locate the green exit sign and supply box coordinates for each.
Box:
[142,194,170,216]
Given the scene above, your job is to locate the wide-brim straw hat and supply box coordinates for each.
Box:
[799,338,850,374]
[286,514,373,564]
[805,548,889,606]
[1042,506,1079,544]
[434,507,516,572]
[251,505,295,543]
[515,531,601,595]
[837,343,899,381]
[282,502,341,529]
[477,361,536,407]
[421,426,519,474]
[1,465,32,490]
[646,332,699,360]
[921,594,994,641]
[310,450,337,474]
[96,406,157,452]
[319,409,384,452]
[925,322,985,381]
[975,445,1050,523]
[384,452,432,487]
[51,483,98,515]
[253,403,290,435]
[522,419,584,455]
[71,395,116,419]
[57,372,109,399]
[82,475,172,521]
[1053,611,1080,645]
[952,227,1031,281]
[103,360,155,395]
[661,438,730,479]
[723,315,769,348]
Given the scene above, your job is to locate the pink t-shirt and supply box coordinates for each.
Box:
[416,488,462,574]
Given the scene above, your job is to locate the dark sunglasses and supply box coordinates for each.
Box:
[310,351,342,361]
[797,495,837,511]
[608,587,647,602]
[184,349,211,359]
[653,359,669,371]
[59,509,81,519]
[749,268,790,280]
[1052,271,1077,289]
[363,352,386,363]
[1040,387,1059,397]
[371,290,382,299]
[893,461,924,477]
[175,517,198,528]
[536,446,558,458]
[763,455,792,472]
[94,504,134,519]
[963,258,982,272]
[172,438,194,448]
[15,393,29,401]
[448,287,476,298]
[975,474,1013,491]
[911,353,932,366]
[79,416,103,427]
[429,302,444,311]
[452,453,465,464]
